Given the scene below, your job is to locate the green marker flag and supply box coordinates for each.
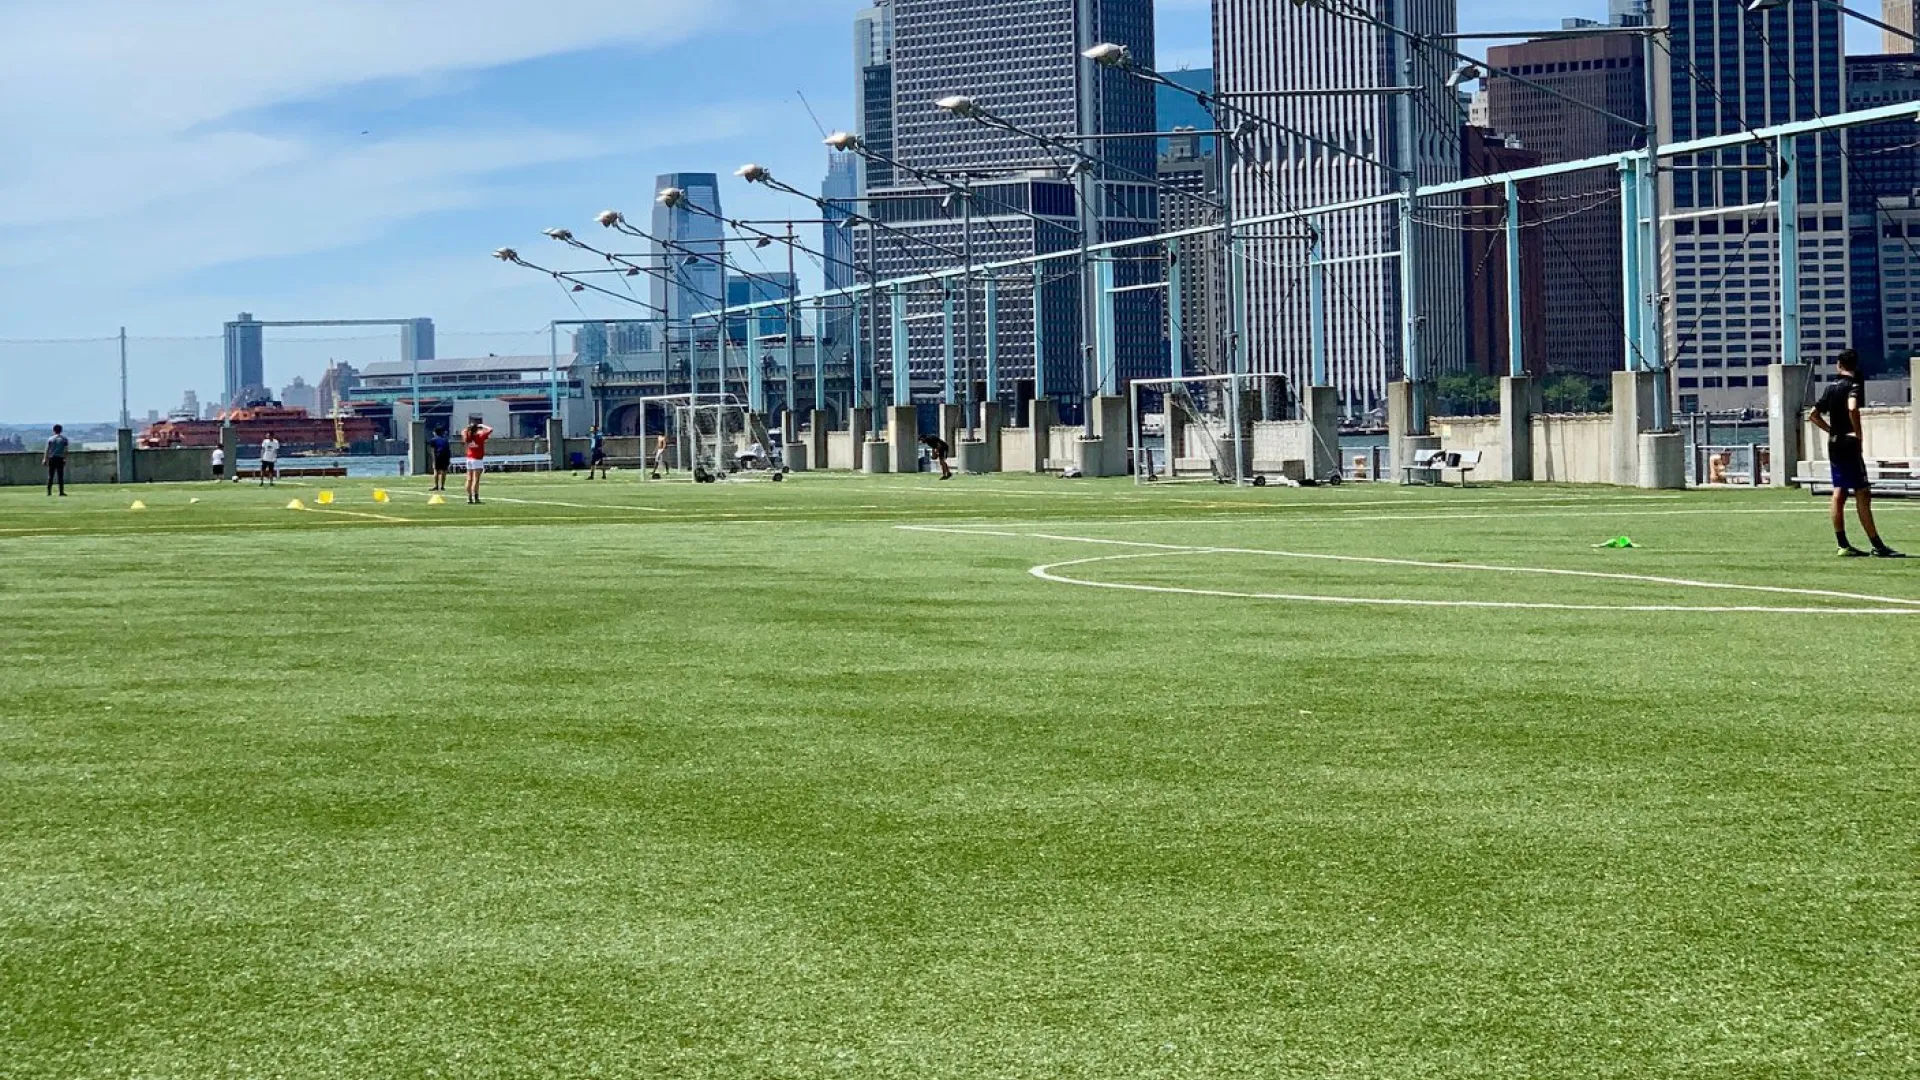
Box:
[1593,536,1637,549]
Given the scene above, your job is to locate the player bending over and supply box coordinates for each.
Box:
[919,433,953,480]
[462,419,492,504]
[1811,350,1903,558]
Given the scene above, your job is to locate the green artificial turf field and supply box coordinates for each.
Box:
[2,472,1915,1078]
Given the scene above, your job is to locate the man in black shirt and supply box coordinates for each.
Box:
[1810,351,1903,558]
[919,433,953,480]
[44,425,68,497]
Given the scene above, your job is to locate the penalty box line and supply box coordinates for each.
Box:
[897,525,1920,611]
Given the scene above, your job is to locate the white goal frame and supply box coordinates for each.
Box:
[635,393,778,482]
[1130,373,1258,486]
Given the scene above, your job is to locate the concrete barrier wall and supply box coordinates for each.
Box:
[1799,405,1911,461]
[826,432,855,470]
[1046,426,1083,465]
[0,448,213,486]
[1530,414,1613,484]
[1250,420,1315,465]
[1000,427,1036,471]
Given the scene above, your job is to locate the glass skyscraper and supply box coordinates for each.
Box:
[650,172,726,348]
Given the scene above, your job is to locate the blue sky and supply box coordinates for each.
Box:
[0,0,1882,421]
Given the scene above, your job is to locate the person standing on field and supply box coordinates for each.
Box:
[588,427,609,480]
[1811,350,1903,558]
[463,418,492,504]
[44,425,68,496]
[258,433,280,487]
[429,427,452,492]
[211,444,225,481]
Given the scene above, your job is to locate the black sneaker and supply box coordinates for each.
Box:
[1839,545,1871,558]
[1872,546,1908,559]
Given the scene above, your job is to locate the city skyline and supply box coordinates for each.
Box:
[0,1,1895,422]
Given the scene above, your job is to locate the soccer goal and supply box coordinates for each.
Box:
[1131,373,1258,485]
[635,393,785,483]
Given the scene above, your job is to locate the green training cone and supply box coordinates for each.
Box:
[1593,536,1637,549]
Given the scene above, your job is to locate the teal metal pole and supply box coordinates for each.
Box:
[1779,135,1802,367]
[1619,158,1642,372]
[1504,178,1524,378]
[891,284,909,407]
[1167,251,1184,379]
[1309,228,1328,386]
[813,299,826,412]
[985,277,1000,402]
[1032,261,1047,400]
[1095,255,1116,397]
[942,285,956,403]
[1637,155,1661,395]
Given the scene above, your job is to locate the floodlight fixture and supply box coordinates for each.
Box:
[657,187,686,207]
[1446,61,1487,89]
[1083,42,1131,67]
[735,163,771,183]
[824,131,861,151]
[595,210,624,227]
[935,94,983,118]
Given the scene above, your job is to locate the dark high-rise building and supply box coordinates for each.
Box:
[223,313,265,406]
[1847,53,1920,369]
[650,172,726,346]
[860,0,1160,408]
[1654,0,1848,413]
[1460,127,1547,379]
[1486,21,1648,378]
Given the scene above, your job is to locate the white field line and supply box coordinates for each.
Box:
[301,506,413,523]
[384,489,671,513]
[898,526,1920,614]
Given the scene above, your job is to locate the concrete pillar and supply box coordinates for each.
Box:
[848,406,870,453]
[937,402,963,455]
[1498,375,1541,482]
[1304,385,1341,483]
[407,419,430,476]
[546,417,565,473]
[220,423,238,483]
[1386,381,1437,483]
[116,428,135,484]
[1638,431,1686,489]
[786,440,810,472]
[963,402,1003,474]
[1768,363,1812,489]
[806,409,828,474]
[1079,394,1129,477]
[886,404,918,473]
[1910,357,1920,459]
[1025,398,1055,473]
[862,438,890,473]
[779,411,796,444]
[1611,369,1656,486]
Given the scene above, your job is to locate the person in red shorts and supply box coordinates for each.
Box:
[462,417,493,504]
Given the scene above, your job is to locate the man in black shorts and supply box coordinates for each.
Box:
[919,432,953,480]
[1811,350,1902,558]
[429,427,452,491]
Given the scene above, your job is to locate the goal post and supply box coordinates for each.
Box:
[1131,374,1257,485]
[634,393,780,482]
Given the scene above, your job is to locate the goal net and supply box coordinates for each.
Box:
[635,394,783,482]
[1131,374,1257,485]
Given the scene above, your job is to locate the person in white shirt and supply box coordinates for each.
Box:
[211,445,225,481]
[258,434,281,487]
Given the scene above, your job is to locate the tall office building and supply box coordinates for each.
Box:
[860,0,1160,407]
[1654,0,1849,413]
[1215,0,1463,414]
[650,172,726,347]
[822,153,860,353]
[1159,129,1225,376]
[1884,0,1917,53]
[1486,18,1649,378]
[1847,53,1920,369]
[223,313,265,406]
[1460,127,1547,378]
[854,4,895,192]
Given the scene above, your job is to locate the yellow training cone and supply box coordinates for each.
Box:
[286,498,306,511]
[188,498,201,505]
[129,500,147,511]
[372,489,391,504]
[426,493,446,506]
[316,490,335,505]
